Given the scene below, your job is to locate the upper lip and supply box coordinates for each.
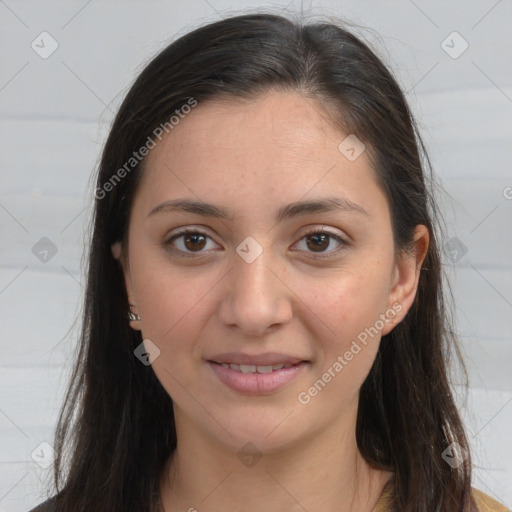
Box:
[208,352,307,366]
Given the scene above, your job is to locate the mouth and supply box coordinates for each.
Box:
[207,357,309,395]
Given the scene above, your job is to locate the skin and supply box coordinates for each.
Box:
[112,90,429,512]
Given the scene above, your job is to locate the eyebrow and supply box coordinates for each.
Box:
[148,196,368,222]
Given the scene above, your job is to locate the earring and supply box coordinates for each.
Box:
[128,311,141,322]
[128,303,140,322]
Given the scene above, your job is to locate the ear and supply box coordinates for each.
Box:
[111,241,141,331]
[381,225,429,336]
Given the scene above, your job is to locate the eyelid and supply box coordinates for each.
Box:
[300,225,347,240]
[165,224,218,240]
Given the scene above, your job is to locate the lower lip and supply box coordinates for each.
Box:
[208,361,308,395]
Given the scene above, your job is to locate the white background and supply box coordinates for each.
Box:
[0,1,511,510]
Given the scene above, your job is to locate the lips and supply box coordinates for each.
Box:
[206,352,309,395]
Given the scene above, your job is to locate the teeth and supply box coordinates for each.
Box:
[221,362,295,373]
[256,365,273,373]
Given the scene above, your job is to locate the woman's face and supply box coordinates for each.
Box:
[114,90,425,453]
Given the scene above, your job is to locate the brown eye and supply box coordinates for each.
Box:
[183,232,207,251]
[166,229,220,255]
[306,233,330,252]
[293,228,347,257]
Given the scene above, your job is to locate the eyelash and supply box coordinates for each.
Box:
[164,227,348,259]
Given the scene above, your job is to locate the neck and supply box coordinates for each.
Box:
[160,409,391,512]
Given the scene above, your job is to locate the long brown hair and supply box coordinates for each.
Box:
[45,12,475,512]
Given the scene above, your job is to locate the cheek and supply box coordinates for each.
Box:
[129,244,211,346]
[132,263,215,398]
[298,275,390,403]
[137,275,210,347]
[291,259,393,391]
[300,263,392,339]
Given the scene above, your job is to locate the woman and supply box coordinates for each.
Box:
[30,12,508,512]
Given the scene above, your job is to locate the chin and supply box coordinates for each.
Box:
[194,407,296,449]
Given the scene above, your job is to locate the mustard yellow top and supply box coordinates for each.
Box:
[372,479,510,512]
[29,480,510,512]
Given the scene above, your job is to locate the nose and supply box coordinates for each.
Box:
[218,247,293,337]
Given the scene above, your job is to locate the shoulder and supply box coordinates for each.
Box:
[29,488,509,512]
[372,482,509,512]
[472,488,510,512]
[27,496,58,512]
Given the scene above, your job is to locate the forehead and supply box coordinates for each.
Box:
[135,90,386,220]
[158,91,342,153]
